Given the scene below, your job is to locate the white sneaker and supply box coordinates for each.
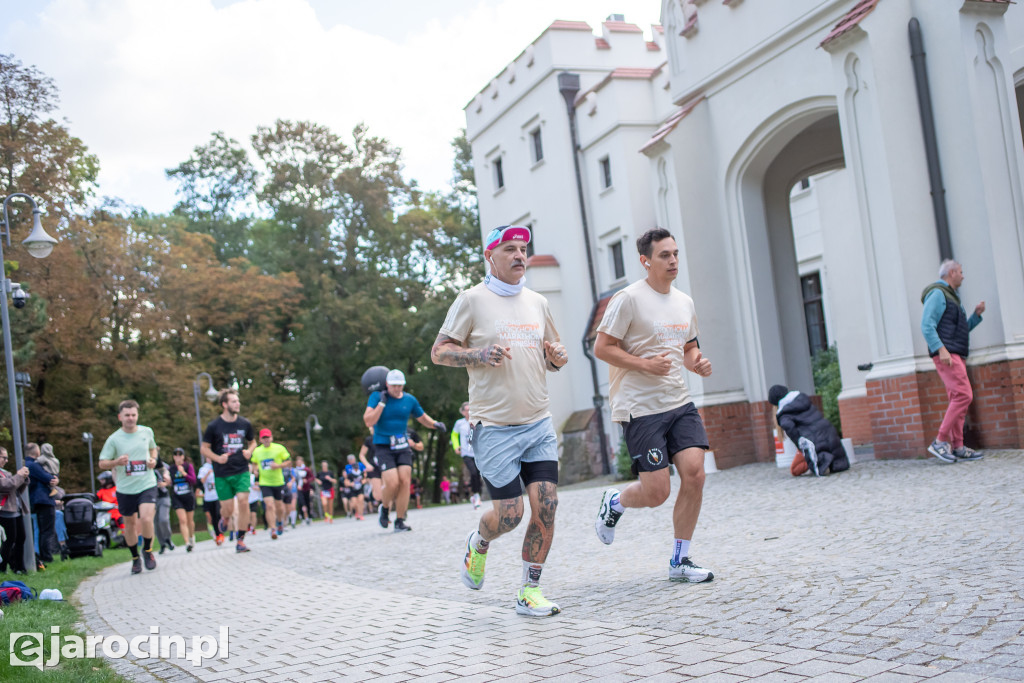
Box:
[669,557,714,583]
[595,488,623,545]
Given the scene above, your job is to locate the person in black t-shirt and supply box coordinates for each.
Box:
[200,389,256,553]
[317,461,337,522]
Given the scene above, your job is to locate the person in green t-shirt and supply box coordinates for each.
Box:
[250,428,292,539]
[98,399,159,575]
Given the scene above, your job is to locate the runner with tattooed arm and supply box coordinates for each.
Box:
[431,225,567,617]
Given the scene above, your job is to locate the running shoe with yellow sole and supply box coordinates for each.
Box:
[461,530,487,590]
[515,585,560,617]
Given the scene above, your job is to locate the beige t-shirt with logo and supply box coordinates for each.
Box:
[597,279,699,422]
[439,283,560,427]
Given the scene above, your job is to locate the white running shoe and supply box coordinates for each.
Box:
[595,488,622,545]
[669,557,714,583]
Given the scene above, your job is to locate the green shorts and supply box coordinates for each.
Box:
[214,471,251,500]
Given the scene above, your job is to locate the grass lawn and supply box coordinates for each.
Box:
[1,546,131,682]
[1,524,219,681]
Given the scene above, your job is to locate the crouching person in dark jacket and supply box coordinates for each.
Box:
[768,385,850,477]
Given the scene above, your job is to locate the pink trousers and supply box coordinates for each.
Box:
[932,353,973,448]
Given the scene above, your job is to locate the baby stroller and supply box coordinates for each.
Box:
[63,493,107,557]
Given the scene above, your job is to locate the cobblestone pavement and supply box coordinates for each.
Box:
[75,450,1024,682]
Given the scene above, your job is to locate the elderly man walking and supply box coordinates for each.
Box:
[921,259,985,463]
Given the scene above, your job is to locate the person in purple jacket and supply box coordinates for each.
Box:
[169,448,198,551]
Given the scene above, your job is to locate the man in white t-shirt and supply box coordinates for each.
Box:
[197,457,224,545]
[431,225,568,617]
[593,227,715,583]
[451,401,482,509]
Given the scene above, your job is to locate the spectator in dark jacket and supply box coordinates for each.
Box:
[25,442,59,567]
[769,385,850,477]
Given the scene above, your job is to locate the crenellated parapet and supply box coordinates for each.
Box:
[464,15,665,138]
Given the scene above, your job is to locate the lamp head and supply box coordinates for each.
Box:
[204,386,219,402]
[22,210,57,259]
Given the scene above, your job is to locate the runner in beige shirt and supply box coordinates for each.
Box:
[431,225,568,617]
[593,227,715,583]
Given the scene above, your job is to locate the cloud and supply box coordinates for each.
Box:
[3,0,661,212]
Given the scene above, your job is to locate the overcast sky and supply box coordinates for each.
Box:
[0,0,662,213]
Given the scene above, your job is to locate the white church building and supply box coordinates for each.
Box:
[464,0,1024,471]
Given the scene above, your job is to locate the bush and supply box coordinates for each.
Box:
[615,438,637,481]
[812,344,843,436]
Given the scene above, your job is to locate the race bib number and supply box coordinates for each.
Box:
[261,459,274,471]
[390,435,409,451]
[174,482,190,496]
[127,460,147,476]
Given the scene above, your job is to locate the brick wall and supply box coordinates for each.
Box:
[700,399,775,469]
[697,357,1023,467]
[850,357,1024,458]
[838,394,872,444]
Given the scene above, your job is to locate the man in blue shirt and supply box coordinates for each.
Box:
[363,369,445,532]
[920,259,985,463]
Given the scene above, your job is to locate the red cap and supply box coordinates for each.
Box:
[259,428,272,439]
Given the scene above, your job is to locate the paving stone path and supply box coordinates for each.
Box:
[75,450,1024,681]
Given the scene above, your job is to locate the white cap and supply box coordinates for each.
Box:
[39,589,63,601]
[386,369,406,385]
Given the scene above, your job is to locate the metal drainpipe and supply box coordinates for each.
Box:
[558,71,612,476]
[909,17,954,261]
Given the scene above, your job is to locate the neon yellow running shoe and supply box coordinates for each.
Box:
[461,530,487,590]
[515,585,561,617]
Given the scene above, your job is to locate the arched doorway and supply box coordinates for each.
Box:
[725,100,848,403]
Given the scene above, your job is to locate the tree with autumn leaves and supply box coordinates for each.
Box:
[1,53,480,496]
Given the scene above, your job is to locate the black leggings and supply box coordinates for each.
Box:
[0,515,26,572]
[203,500,221,534]
[33,504,56,563]
[463,457,482,495]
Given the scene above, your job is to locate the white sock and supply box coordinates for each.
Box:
[671,539,691,565]
[289,511,297,525]
[522,561,543,587]
[470,531,489,553]
[609,491,625,513]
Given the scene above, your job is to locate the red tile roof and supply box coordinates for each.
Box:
[610,66,663,79]
[647,41,661,51]
[595,37,611,49]
[820,0,880,48]
[639,97,705,153]
[653,24,664,33]
[527,254,559,268]
[549,20,593,31]
[575,62,668,104]
[585,286,628,343]
[603,20,643,33]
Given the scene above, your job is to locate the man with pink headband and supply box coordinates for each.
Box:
[431,225,568,617]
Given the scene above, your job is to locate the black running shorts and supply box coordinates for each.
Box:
[622,402,709,475]
[374,444,413,471]
[260,485,284,501]
[116,486,158,516]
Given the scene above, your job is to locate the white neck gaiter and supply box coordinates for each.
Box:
[484,274,525,297]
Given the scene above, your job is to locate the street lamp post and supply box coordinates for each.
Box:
[82,432,95,495]
[1,193,58,574]
[304,414,323,518]
[192,372,218,455]
[15,371,30,450]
